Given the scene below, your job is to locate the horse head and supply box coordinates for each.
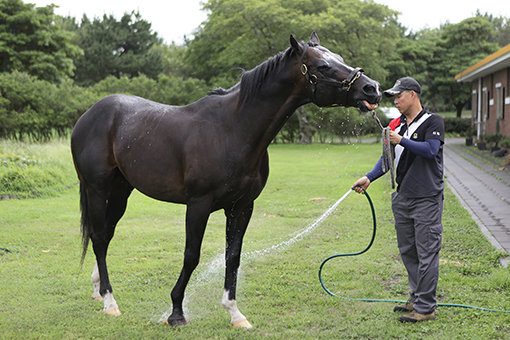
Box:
[291,32,381,111]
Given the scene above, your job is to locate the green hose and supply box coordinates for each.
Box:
[318,187,510,313]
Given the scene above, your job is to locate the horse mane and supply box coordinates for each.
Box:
[208,46,298,105]
[208,83,240,96]
[238,48,294,104]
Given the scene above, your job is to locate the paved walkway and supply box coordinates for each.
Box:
[443,138,510,267]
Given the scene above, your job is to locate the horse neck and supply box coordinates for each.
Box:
[235,71,308,157]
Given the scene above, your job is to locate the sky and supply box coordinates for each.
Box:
[29,0,510,45]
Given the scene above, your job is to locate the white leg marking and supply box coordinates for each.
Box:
[222,290,252,328]
[103,292,121,316]
[91,261,102,300]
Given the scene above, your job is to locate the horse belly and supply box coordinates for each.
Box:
[114,139,187,203]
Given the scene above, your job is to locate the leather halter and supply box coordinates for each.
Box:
[301,63,364,92]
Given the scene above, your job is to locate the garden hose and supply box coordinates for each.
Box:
[318,186,510,313]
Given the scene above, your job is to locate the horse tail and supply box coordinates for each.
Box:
[79,182,91,265]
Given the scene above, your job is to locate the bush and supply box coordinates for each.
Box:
[443,117,471,135]
[500,137,510,149]
[91,74,209,106]
[485,133,503,146]
[0,71,209,142]
[0,72,98,141]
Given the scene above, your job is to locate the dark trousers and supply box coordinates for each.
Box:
[391,191,443,314]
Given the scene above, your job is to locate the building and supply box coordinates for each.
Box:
[455,44,510,140]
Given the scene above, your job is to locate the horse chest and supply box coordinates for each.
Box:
[210,158,268,204]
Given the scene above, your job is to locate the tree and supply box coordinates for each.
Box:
[187,0,400,85]
[0,0,81,83]
[73,11,163,86]
[476,11,510,47]
[383,28,440,109]
[0,71,97,140]
[186,0,401,142]
[153,43,196,79]
[90,73,209,106]
[427,17,499,116]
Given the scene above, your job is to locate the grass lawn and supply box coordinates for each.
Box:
[0,141,509,339]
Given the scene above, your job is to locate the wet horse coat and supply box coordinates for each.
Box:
[71,33,381,327]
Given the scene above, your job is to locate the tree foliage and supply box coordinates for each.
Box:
[184,0,402,142]
[477,11,510,47]
[427,17,499,116]
[73,11,163,86]
[0,70,209,141]
[384,15,501,117]
[186,0,400,86]
[384,29,439,97]
[91,73,209,106]
[1,0,510,142]
[0,71,96,140]
[0,0,81,83]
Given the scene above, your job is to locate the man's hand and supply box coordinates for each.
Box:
[389,130,402,145]
[352,176,370,194]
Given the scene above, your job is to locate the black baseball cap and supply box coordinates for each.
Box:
[384,77,421,97]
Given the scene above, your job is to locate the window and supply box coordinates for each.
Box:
[496,82,503,122]
[503,87,506,120]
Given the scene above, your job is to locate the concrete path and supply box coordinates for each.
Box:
[443,138,510,267]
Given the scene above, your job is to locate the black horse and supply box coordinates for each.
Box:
[71,33,381,328]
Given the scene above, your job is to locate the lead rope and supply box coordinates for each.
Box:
[371,111,395,189]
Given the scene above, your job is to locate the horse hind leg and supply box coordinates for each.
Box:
[86,172,133,316]
[91,260,120,316]
[91,261,102,300]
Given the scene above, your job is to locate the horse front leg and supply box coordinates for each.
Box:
[222,202,254,328]
[167,197,212,326]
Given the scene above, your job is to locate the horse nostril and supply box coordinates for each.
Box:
[363,84,378,96]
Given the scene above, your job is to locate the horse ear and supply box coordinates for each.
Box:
[290,34,303,54]
[310,32,320,45]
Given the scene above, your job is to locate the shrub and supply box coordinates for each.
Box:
[90,74,209,106]
[500,137,510,149]
[0,72,98,141]
[442,117,471,135]
[485,133,503,146]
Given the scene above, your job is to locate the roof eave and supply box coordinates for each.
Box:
[455,44,510,83]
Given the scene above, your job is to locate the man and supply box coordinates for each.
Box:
[353,77,444,322]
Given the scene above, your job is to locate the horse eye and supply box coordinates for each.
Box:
[318,64,330,71]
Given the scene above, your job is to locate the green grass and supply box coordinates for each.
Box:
[460,144,507,168]
[0,141,509,339]
[439,110,472,119]
[0,139,76,199]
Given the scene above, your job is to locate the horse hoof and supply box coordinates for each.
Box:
[232,318,253,329]
[167,317,188,327]
[103,307,121,316]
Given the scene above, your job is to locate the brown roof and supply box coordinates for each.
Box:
[455,44,510,82]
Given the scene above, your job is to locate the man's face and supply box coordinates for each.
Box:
[394,90,414,114]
